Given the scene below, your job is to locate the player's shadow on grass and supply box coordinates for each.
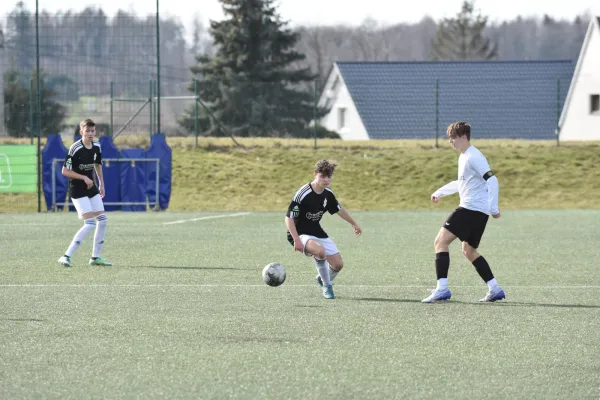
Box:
[352,297,600,309]
[137,266,245,271]
[3,318,45,322]
[495,301,600,309]
[352,297,424,304]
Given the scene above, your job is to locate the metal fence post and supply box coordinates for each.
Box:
[149,79,153,138]
[109,81,114,137]
[35,0,41,213]
[314,79,318,150]
[194,79,199,147]
[556,77,561,147]
[156,0,161,134]
[29,79,34,144]
[435,78,439,148]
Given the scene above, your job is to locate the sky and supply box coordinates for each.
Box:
[1,0,598,30]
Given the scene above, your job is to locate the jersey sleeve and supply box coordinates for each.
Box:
[64,153,73,170]
[326,190,341,215]
[286,200,301,218]
[95,144,103,165]
[471,154,493,180]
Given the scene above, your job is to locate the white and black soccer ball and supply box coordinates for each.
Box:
[262,262,286,287]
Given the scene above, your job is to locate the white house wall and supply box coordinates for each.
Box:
[560,19,600,141]
[319,71,369,140]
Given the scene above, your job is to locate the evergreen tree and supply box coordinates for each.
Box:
[430,1,497,61]
[3,69,67,137]
[6,1,34,73]
[180,0,327,137]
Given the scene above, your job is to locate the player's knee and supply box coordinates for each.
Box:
[314,249,326,260]
[96,213,107,223]
[462,244,476,260]
[434,235,446,250]
[332,262,343,271]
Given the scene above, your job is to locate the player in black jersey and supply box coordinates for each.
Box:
[57,119,112,267]
[285,160,362,299]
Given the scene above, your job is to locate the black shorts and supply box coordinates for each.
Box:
[443,207,489,248]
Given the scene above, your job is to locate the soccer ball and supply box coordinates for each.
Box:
[262,262,286,287]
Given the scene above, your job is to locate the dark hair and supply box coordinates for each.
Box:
[314,160,336,177]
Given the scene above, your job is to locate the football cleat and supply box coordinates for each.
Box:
[89,257,112,266]
[316,275,323,287]
[322,284,336,299]
[479,287,506,302]
[421,288,452,303]
[58,255,72,267]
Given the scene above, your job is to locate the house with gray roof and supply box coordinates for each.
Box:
[558,17,600,141]
[318,60,574,140]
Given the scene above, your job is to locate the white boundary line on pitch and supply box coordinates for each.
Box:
[1,284,600,289]
[163,212,251,225]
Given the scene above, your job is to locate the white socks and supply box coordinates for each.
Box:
[65,219,96,257]
[314,258,331,286]
[436,278,498,291]
[436,278,449,291]
[486,278,498,290]
[92,214,108,258]
[329,266,340,281]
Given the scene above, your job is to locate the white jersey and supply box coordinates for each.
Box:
[433,145,499,215]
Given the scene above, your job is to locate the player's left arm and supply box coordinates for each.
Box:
[327,190,362,235]
[486,174,500,218]
[473,157,500,218]
[93,148,105,198]
[336,207,362,236]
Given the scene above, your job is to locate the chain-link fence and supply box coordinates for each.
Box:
[0,3,192,141]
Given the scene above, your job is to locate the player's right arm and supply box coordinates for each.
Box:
[285,201,304,252]
[285,216,304,252]
[62,155,93,189]
[431,181,459,202]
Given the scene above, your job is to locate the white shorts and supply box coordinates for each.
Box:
[72,194,104,219]
[299,235,340,258]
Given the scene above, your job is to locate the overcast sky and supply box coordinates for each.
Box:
[1,0,598,30]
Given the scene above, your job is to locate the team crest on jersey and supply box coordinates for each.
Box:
[323,198,327,208]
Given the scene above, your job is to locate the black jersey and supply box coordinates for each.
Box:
[286,183,342,238]
[64,140,102,199]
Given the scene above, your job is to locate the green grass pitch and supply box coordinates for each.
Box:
[1,210,599,399]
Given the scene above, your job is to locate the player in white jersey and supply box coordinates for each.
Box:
[57,119,112,267]
[422,121,505,303]
[285,160,362,299]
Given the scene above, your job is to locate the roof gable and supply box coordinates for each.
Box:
[336,60,574,139]
[559,17,600,127]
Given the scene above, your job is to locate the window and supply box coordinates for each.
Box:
[591,94,600,114]
[337,107,346,130]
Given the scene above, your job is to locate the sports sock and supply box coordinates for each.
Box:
[314,258,331,286]
[435,252,450,290]
[472,256,495,285]
[65,219,96,257]
[486,278,498,290]
[92,214,108,258]
[329,266,340,282]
